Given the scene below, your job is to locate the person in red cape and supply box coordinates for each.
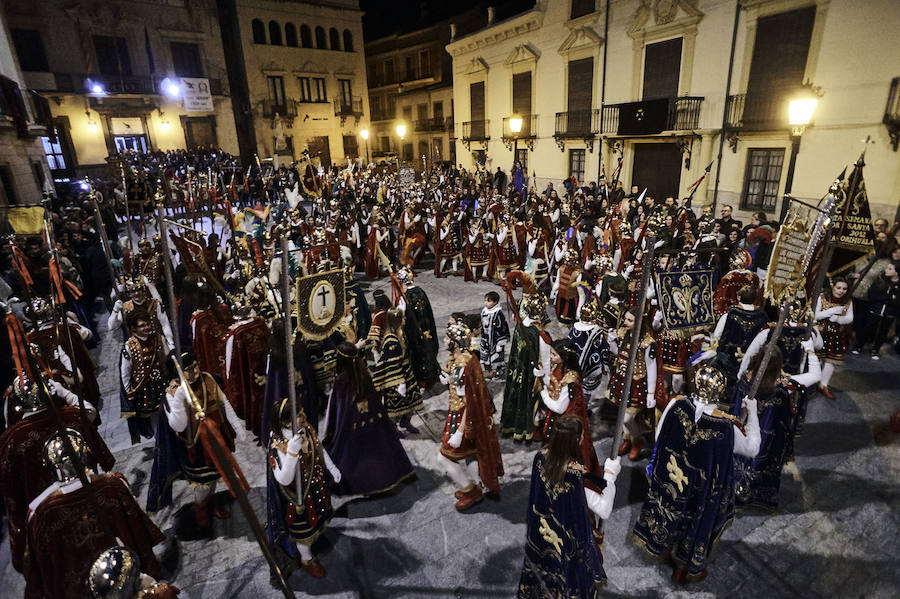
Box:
[364,210,391,279]
[539,339,603,483]
[222,302,271,435]
[713,249,762,317]
[439,323,504,511]
[0,377,114,573]
[24,430,164,599]
[189,286,232,380]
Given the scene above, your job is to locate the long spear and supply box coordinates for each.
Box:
[87,184,122,305]
[609,234,657,460]
[278,238,305,503]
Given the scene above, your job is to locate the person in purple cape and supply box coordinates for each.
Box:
[322,341,415,495]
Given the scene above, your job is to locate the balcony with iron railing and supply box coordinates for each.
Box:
[30,73,224,96]
[462,120,490,142]
[447,117,456,139]
[724,93,792,132]
[334,96,364,117]
[600,96,703,135]
[502,114,538,140]
[883,77,900,151]
[415,117,446,132]
[554,109,600,139]
[262,99,297,120]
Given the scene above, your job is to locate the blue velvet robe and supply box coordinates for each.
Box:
[518,452,606,598]
[633,397,736,579]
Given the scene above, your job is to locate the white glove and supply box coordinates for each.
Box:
[448,429,463,448]
[603,457,622,481]
[330,466,342,483]
[397,382,407,397]
[439,371,450,385]
[540,389,551,404]
[286,434,304,456]
[549,289,558,301]
[829,315,838,322]
[800,337,815,353]
[113,299,123,312]
[743,396,758,416]
[652,310,663,329]
[532,366,544,378]
[607,328,617,344]
[47,379,64,396]
[646,394,656,409]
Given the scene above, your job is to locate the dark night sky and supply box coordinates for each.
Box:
[360,0,535,41]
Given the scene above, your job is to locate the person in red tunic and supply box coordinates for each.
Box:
[439,323,504,511]
[223,302,272,435]
[814,277,853,399]
[551,249,583,325]
[713,249,762,317]
[0,378,114,573]
[464,217,492,282]
[189,286,232,380]
[24,430,164,599]
[539,339,603,482]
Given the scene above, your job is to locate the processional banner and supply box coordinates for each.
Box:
[655,269,716,334]
[295,269,345,341]
[764,201,816,303]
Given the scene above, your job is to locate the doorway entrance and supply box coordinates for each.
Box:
[307,136,331,169]
[630,143,682,201]
[114,135,148,153]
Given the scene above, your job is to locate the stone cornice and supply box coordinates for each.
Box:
[446,8,544,57]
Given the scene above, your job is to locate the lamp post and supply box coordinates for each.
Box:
[509,114,523,171]
[360,128,370,166]
[780,96,818,220]
[396,122,407,164]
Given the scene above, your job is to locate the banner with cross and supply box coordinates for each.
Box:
[295,268,346,341]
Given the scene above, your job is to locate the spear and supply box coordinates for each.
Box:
[279,237,305,501]
[609,234,657,460]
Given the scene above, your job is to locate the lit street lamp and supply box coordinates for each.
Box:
[780,95,819,220]
[509,114,523,170]
[396,122,407,163]
[360,128,370,166]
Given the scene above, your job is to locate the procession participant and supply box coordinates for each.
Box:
[633,365,760,584]
[465,217,492,282]
[607,306,657,460]
[491,213,522,280]
[371,308,423,435]
[132,237,164,291]
[517,415,620,597]
[707,285,769,380]
[148,351,245,527]
[222,302,271,435]
[395,266,440,389]
[86,546,180,598]
[567,299,609,406]
[479,290,510,380]
[24,430,165,599]
[539,340,602,480]
[364,289,392,349]
[439,323,503,511]
[398,200,427,267]
[0,376,114,574]
[121,309,168,442]
[713,249,762,317]
[190,285,232,380]
[266,400,339,579]
[322,342,414,495]
[436,210,463,277]
[343,263,372,340]
[732,341,820,512]
[813,278,853,398]
[550,248,583,325]
[109,278,174,351]
[364,210,391,279]
[501,284,551,443]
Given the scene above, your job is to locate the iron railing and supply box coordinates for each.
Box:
[554,109,600,138]
[883,77,900,151]
[37,73,223,96]
[334,96,364,116]
[724,93,792,131]
[462,119,490,141]
[415,117,446,132]
[262,99,297,119]
[600,96,704,135]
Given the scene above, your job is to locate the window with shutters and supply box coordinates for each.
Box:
[300,25,312,48]
[315,27,326,49]
[744,7,816,128]
[93,35,131,76]
[567,58,593,134]
[740,148,784,211]
[419,50,431,77]
[0,165,18,205]
[343,135,359,158]
[313,78,327,102]
[267,76,285,106]
[512,71,532,136]
[269,22,282,46]
[405,55,416,81]
[11,30,49,72]
[339,79,352,104]
[285,23,298,47]
[469,81,486,139]
[433,101,443,120]
[170,42,203,78]
[417,103,428,121]
[298,77,312,102]
[402,105,413,121]
[570,0,595,20]
[42,132,68,172]
[387,94,397,118]
[568,149,585,183]
[381,136,390,152]
[384,59,395,84]
[343,30,354,52]
[329,28,341,51]
[642,38,682,100]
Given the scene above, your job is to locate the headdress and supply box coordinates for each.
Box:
[43,428,89,484]
[396,265,414,285]
[693,365,726,404]
[446,322,472,349]
[86,546,140,599]
[579,299,602,325]
[730,248,752,270]
[520,292,548,321]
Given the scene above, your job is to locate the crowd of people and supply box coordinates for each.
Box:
[0,146,896,598]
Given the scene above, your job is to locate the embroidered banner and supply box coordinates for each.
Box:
[655,269,716,333]
[765,201,815,303]
[295,268,345,341]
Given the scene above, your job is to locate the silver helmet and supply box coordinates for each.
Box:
[28,297,53,324]
[43,428,89,484]
[11,376,46,416]
[86,546,141,599]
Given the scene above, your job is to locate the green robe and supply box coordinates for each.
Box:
[501,322,540,441]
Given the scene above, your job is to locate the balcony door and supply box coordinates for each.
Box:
[308,136,331,169]
[631,143,681,202]
[469,81,485,139]
[567,58,593,134]
[642,38,681,101]
[512,71,532,136]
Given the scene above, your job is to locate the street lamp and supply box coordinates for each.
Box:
[509,114,522,170]
[780,95,819,220]
[396,122,407,163]
[360,128,370,165]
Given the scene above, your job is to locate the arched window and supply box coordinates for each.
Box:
[300,25,312,48]
[269,21,282,46]
[343,29,354,52]
[329,28,341,51]
[285,23,298,47]
[315,26,326,49]
[251,19,266,44]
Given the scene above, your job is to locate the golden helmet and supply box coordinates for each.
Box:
[446,322,472,349]
[579,299,603,325]
[520,292,548,320]
[693,365,726,402]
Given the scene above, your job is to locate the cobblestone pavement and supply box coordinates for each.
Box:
[2,268,898,598]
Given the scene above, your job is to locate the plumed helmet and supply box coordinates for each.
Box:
[579,299,603,325]
[124,278,146,297]
[596,254,614,273]
[28,297,53,324]
[730,248,752,270]
[396,265,414,285]
[693,365,726,403]
[446,322,472,350]
[86,546,141,599]
[520,292,548,320]
[11,376,46,416]
[788,298,811,324]
[563,248,580,266]
[43,428,89,484]
[503,270,536,295]
[137,238,153,252]
[231,301,253,321]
